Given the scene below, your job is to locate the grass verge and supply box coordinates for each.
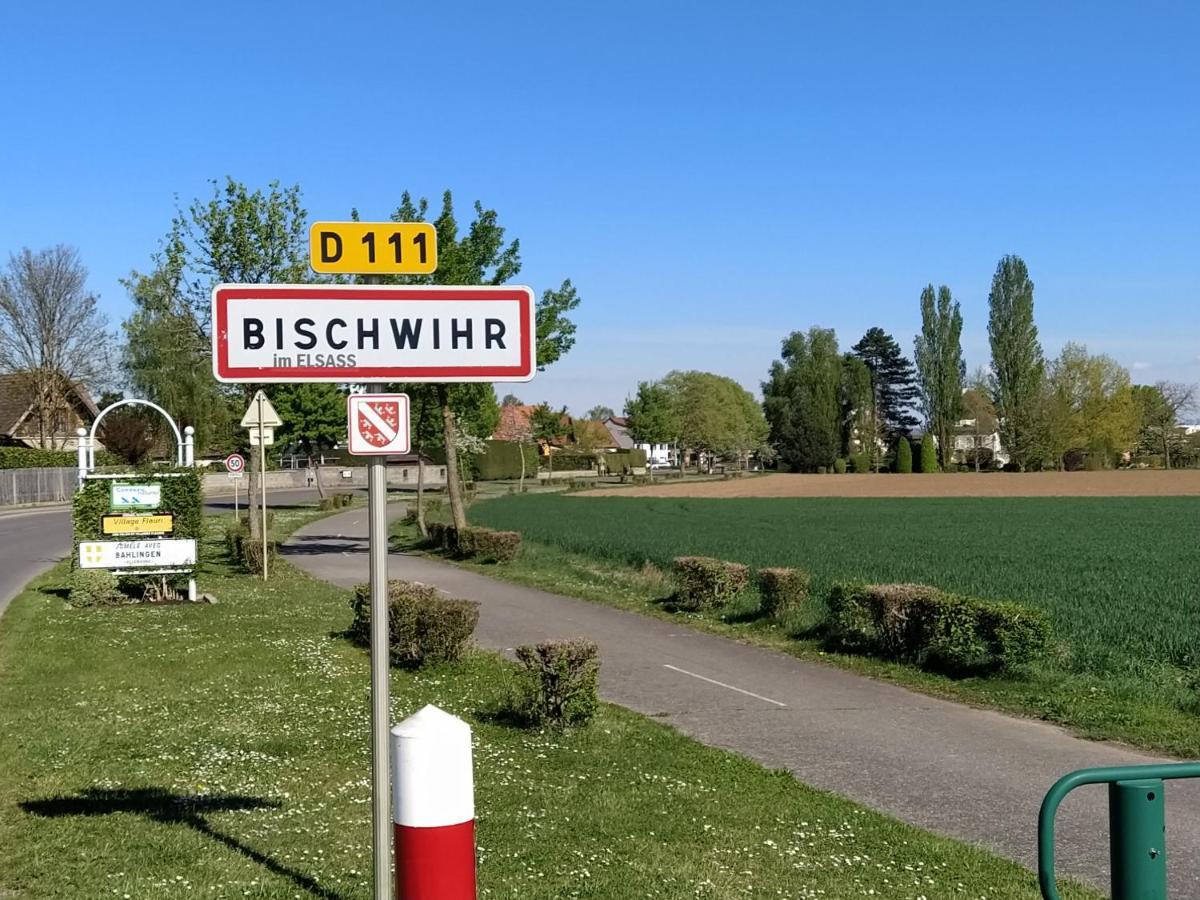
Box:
[393,510,1200,760]
[0,513,1098,898]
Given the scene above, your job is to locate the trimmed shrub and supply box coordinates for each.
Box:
[833,458,847,474]
[511,639,600,728]
[825,582,1051,676]
[73,469,204,567]
[318,492,354,511]
[350,580,479,668]
[225,519,249,559]
[816,465,827,474]
[895,437,913,473]
[757,567,811,619]
[849,453,871,474]
[919,434,939,473]
[426,522,457,553]
[672,556,750,610]
[241,537,277,575]
[67,569,124,607]
[458,526,521,563]
[0,446,79,469]
[601,449,647,475]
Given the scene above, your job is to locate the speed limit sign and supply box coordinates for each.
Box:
[225,453,246,475]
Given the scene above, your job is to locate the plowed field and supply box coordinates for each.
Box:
[588,470,1200,498]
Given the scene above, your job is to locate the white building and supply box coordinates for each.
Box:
[602,416,674,466]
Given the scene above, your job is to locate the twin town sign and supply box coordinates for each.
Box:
[212,284,536,383]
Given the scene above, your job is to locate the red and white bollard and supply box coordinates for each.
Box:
[391,705,476,899]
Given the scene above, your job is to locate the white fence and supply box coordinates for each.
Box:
[0,467,77,505]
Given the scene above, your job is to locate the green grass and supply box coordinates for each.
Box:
[0,513,1096,898]
[464,494,1200,756]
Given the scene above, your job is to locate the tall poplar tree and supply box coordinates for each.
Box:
[914,284,965,469]
[987,255,1045,470]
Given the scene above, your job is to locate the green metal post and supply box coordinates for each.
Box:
[1038,762,1200,900]
[1109,779,1166,899]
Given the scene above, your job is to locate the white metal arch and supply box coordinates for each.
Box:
[84,399,192,470]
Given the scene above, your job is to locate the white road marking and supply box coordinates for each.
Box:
[663,664,787,708]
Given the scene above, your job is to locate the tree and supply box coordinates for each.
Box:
[987,255,1046,471]
[662,370,768,471]
[272,383,347,481]
[851,328,920,446]
[585,405,614,421]
[840,354,874,465]
[501,393,523,406]
[1134,381,1197,469]
[896,436,913,473]
[530,403,569,477]
[0,246,112,448]
[919,433,939,473]
[124,178,310,539]
[914,284,965,469]
[762,328,842,472]
[98,407,158,465]
[1042,344,1139,469]
[626,380,680,478]
[386,191,579,529]
[961,369,998,472]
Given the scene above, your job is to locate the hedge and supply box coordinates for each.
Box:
[350,580,479,668]
[428,523,521,563]
[545,452,597,471]
[672,556,749,610]
[476,440,540,481]
[826,582,1051,675]
[72,469,203,570]
[0,445,121,469]
[757,567,811,619]
[601,449,647,475]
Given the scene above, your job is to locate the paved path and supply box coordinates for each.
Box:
[284,507,1200,894]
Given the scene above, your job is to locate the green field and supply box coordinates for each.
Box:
[471,494,1199,713]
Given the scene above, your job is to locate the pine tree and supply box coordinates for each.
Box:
[851,328,920,445]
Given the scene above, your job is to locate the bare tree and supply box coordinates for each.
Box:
[0,246,111,448]
[1143,381,1198,469]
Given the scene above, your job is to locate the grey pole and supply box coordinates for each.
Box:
[367,382,392,899]
[258,393,268,581]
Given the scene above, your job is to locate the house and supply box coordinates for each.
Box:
[951,418,1010,467]
[0,373,99,450]
[602,416,674,466]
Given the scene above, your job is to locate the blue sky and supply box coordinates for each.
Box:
[2,2,1197,415]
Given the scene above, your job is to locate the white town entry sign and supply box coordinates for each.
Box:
[211,283,536,383]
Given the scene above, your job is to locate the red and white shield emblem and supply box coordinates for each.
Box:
[348,394,411,455]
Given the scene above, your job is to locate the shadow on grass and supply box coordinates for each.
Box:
[20,787,344,899]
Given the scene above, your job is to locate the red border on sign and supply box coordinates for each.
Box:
[212,284,535,383]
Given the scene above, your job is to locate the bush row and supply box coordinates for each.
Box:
[427,523,522,563]
[666,555,1049,676]
[671,556,811,619]
[827,582,1050,675]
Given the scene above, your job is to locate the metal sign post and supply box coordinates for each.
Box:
[366,383,392,899]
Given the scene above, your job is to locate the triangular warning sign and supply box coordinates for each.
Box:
[240,390,283,428]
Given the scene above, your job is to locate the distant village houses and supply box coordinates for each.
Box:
[0,373,99,450]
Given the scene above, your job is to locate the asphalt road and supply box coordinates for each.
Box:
[284,506,1200,895]
[0,489,337,618]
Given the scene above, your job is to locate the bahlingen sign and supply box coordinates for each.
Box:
[212,284,536,383]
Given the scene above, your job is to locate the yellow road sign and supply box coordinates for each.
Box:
[309,221,438,275]
[102,514,174,536]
